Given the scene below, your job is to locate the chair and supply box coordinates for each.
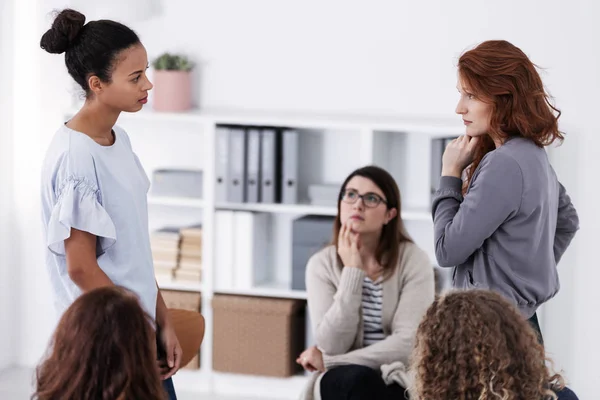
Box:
[168,308,205,366]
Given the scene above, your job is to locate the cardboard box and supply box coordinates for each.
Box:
[212,294,306,377]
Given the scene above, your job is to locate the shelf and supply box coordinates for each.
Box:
[214,282,307,300]
[216,201,431,221]
[148,195,204,208]
[171,369,211,394]
[171,369,309,399]
[156,275,204,292]
[211,371,310,399]
[68,106,464,135]
[203,108,464,135]
[216,201,337,216]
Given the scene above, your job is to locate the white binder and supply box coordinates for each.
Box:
[214,210,234,290]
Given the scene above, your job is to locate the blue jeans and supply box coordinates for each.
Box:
[527,312,544,346]
[163,377,177,400]
[157,325,178,400]
[555,387,579,400]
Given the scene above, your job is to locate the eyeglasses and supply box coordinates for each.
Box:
[340,189,388,208]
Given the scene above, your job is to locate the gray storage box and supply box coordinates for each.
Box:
[292,215,335,290]
[308,184,341,207]
[151,169,203,198]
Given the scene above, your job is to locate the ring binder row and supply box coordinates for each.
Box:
[215,125,298,204]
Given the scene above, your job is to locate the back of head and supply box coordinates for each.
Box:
[40,9,140,97]
[457,40,564,190]
[33,286,166,400]
[411,290,563,400]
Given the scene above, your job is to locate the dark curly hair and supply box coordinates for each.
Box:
[411,290,564,399]
[40,8,140,97]
[458,40,564,193]
[32,286,167,400]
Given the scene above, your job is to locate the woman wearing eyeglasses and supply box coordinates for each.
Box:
[297,165,435,400]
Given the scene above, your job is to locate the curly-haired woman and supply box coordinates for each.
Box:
[411,289,578,400]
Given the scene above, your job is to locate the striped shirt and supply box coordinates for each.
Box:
[362,276,385,346]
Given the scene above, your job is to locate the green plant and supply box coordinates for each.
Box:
[152,53,194,71]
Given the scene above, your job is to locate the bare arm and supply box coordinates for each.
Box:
[64,228,114,291]
[155,288,172,329]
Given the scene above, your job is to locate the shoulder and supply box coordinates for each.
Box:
[44,126,96,178]
[482,137,541,169]
[396,242,433,278]
[473,145,525,186]
[114,124,134,150]
[306,245,338,277]
[480,147,521,171]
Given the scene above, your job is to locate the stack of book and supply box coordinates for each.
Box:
[174,224,202,282]
[151,227,181,280]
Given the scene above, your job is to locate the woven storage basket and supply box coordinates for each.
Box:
[212,294,306,377]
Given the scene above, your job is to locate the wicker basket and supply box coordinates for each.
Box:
[212,294,306,377]
[160,290,202,369]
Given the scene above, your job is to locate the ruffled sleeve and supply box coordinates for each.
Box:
[47,176,117,257]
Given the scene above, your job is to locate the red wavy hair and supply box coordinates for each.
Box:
[458,40,564,191]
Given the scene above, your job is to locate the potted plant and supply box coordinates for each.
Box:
[151,53,194,112]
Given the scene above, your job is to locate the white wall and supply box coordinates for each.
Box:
[0,0,16,370]
[11,0,69,368]
[7,0,599,397]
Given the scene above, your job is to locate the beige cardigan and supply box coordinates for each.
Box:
[298,242,435,400]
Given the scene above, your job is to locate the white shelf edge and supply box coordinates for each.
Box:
[215,202,338,216]
[216,201,431,221]
[68,106,464,134]
[171,368,211,393]
[214,285,307,300]
[156,275,204,292]
[171,369,310,399]
[211,371,310,400]
[148,195,204,208]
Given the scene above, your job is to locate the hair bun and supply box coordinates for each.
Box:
[40,9,86,54]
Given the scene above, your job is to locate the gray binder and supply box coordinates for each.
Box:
[245,129,261,203]
[281,129,299,204]
[215,126,230,202]
[227,127,246,203]
[259,128,280,203]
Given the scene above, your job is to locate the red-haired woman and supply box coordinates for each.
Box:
[432,40,579,343]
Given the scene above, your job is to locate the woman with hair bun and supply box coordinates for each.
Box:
[39,9,179,399]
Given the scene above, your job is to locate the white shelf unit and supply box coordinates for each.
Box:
[74,107,463,399]
[148,195,205,208]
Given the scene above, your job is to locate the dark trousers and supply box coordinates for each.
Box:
[555,387,579,400]
[320,364,408,400]
[156,326,178,400]
[527,312,544,346]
